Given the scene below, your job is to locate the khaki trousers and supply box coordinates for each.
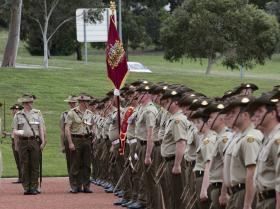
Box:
[70,137,92,189]
[18,138,40,190]
[12,138,22,181]
[195,175,211,209]
[208,185,225,209]
[164,159,186,209]
[144,144,163,209]
[256,198,275,209]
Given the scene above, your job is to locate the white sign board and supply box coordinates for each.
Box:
[76,8,116,43]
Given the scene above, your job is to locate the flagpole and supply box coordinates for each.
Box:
[110,1,121,136]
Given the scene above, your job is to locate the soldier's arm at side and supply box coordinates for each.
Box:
[173,139,186,174]
[145,126,154,165]
[12,116,19,151]
[39,123,46,150]
[59,115,65,152]
[243,165,256,209]
[200,160,210,201]
[276,192,280,209]
[65,124,75,151]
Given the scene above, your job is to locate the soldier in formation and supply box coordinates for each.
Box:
[88,81,280,209]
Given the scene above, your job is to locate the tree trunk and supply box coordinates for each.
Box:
[76,42,82,61]
[1,0,22,68]
[205,56,214,75]
[43,35,48,69]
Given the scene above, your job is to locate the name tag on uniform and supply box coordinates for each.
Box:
[29,120,40,125]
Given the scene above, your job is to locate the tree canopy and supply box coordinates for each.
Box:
[160,0,280,74]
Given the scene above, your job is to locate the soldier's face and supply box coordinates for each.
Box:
[208,112,219,130]
[240,88,253,96]
[194,118,205,132]
[68,102,76,109]
[225,107,240,128]
[253,106,266,127]
[23,101,33,109]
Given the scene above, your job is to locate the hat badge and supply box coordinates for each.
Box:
[241,97,250,103]
[171,91,177,96]
[271,98,279,103]
[201,100,208,106]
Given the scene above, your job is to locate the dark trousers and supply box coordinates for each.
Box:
[12,138,22,181]
[70,137,92,189]
[18,139,40,190]
[164,160,186,209]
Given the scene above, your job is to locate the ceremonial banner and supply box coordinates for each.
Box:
[106,14,128,89]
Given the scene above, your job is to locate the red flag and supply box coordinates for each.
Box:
[106,15,128,90]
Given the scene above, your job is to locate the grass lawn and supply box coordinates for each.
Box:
[0,29,279,177]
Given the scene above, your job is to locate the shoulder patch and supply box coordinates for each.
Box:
[247,137,255,143]
[203,138,209,145]
[222,137,228,144]
[275,139,280,145]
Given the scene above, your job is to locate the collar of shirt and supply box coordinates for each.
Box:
[240,123,255,139]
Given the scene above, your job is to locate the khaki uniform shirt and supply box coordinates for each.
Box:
[184,125,201,162]
[223,132,240,187]
[135,102,158,141]
[254,123,280,192]
[65,107,93,135]
[158,109,171,142]
[13,109,44,137]
[230,124,262,186]
[95,115,104,140]
[194,130,217,172]
[102,113,112,139]
[161,110,189,157]
[209,127,233,183]
[108,107,124,141]
[127,105,142,140]
[153,106,163,142]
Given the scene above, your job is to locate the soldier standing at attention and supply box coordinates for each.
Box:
[205,102,232,209]
[129,84,158,209]
[249,92,280,209]
[59,95,76,192]
[10,104,23,184]
[160,90,189,209]
[226,96,263,209]
[13,94,46,195]
[65,93,93,193]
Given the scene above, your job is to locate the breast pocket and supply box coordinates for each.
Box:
[17,119,25,130]
[259,148,270,162]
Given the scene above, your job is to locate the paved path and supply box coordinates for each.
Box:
[0,177,120,209]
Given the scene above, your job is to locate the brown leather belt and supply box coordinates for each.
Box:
[140,140,147,146]
[164,156,175,162]
[258,190,276,202]
[71,134,91,138]
[230,183,245,194]
[20,136,38,140]
[186,160,196,168]
[211,182,223,188]
[154,141,162,146]
[195,170,204,177]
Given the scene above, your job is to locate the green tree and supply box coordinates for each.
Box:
[21,0,104,66]
[161,0,280,74]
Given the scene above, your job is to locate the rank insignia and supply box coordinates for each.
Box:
[203,138,209,145]
[222,137,228,144]
[275,139,280,145]
[247,137,255,143]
